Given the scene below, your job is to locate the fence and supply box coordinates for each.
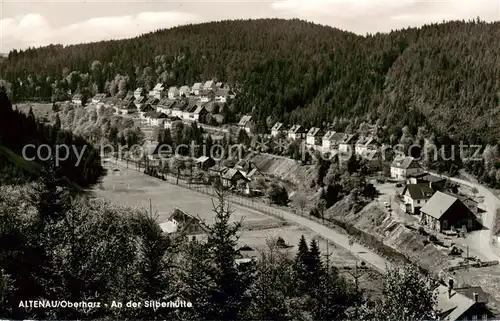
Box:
[107,155,432,274]
[108,155,286,221]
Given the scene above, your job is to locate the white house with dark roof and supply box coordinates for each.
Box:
[238,115,254,134]
[91,93,108,104]
[117,101,136,115]
[338,134,356,154]
[214,89,230,102]
[200,90,212,103]
[151,83,165,99]
[203,80,217,91]
[355,136,381,158]
[391,156,424,180]
[271,123,284,137]
[400,183,435,214]
[164,116,182,129]
[179,86,191,97]
[144,111,168,126]
[306,127,322,147]
[192,83,203,95]
[168,86,179,99]
[287,125,303,140]
[192,105,208,122]
[134,96,147,109]
[72,94,83,105]
[134,87,146,99]
[182,104,198,121]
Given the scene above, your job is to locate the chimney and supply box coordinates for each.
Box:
[448,279,454,298]
[473,292,479,303]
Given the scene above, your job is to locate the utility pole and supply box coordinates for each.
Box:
[466,246,469,272]
[149,198,152,216]
[346,260,361,320]
[322,240,331,276]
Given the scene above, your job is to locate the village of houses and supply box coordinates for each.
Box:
[75,79,497,240]
[73,79,500,319]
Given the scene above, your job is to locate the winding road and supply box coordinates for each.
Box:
[430,171,500,262]
[106,157,390,273]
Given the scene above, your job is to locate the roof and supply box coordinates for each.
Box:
[168,86,178,93]
[245,167,264,179]
[144,111,167,119]
[204,80,215,88]
[288,125,302,134]
[192,82,202,90]
[209,165,229,174]
[323,130,336,140]
[216,82,223,87]
[93,93,107,100]
[153,83,164,91]
[307,127,321,137]
[403,184,435,200]
[392,156,420,169]
[455,286,488,304]
[444,192,477,205]
[195,156,210,163]
[435,284,477,321]
[222,168,248,180]
[407,172,429,178]
[238,115,253,127]
[179,85,191,92]
[340,134,356,144]
[120,101,136,109]
[356,136,380,146]
[184,104,198,113]
[194,105,206,114]
[134,87,144,93]
[215,89,229,97]
[420,191,459,220]
[166,208,208,235]
[140,104,155,112]
[166,116,182,121]
[135,96,147,104]
[146,97,160,105]
[271,122,283,131]
[72,94,82,99]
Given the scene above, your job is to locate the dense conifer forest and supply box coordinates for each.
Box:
[1,18,499,143]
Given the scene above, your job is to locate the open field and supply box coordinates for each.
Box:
[93,160,385,297]
[15,103,53,118]
[93,161,283,230]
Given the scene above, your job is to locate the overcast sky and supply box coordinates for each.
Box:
[1,0,499,52]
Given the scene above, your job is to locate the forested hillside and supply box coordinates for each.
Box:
[1,18,500,142]
[0,90,103,187]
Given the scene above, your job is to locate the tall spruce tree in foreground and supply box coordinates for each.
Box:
[179,187,253,320]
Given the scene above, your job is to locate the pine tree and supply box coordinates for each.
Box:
[189,188,253,320]
[307,239,323,278]
[294,235,309,292]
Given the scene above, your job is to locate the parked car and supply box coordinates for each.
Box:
[384,202,390,208]
[395,183,403,187]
